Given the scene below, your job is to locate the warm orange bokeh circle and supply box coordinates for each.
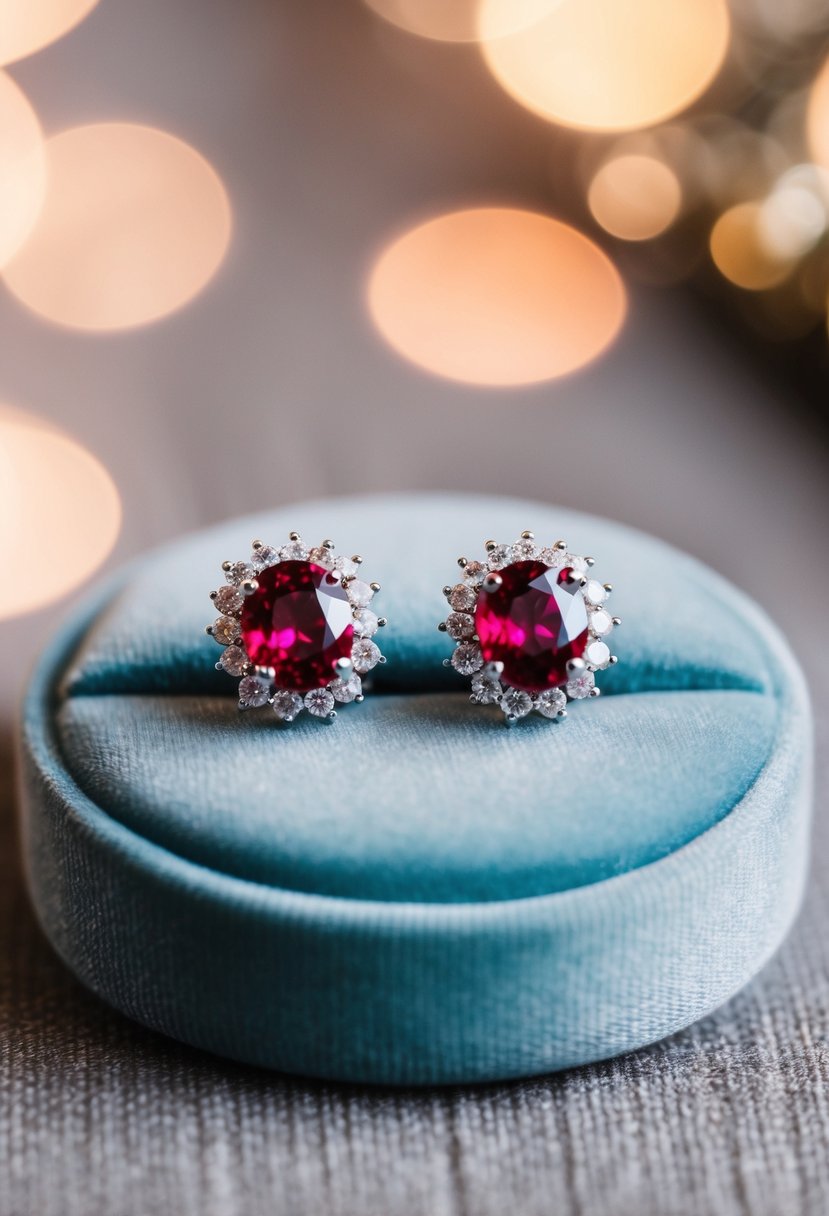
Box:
[368,207,626,386]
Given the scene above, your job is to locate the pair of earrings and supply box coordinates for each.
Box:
[207,530,619,726]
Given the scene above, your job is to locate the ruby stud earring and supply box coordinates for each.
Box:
[439,530,619,725]
[207,532,387,724]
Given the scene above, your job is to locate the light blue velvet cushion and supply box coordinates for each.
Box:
[18,494,812,1084]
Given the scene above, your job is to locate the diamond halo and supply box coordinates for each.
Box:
[440,530,619,725]
[207,532,387,725]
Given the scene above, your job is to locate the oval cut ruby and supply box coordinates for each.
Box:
[240,561,354,690]
[474,561,588,692]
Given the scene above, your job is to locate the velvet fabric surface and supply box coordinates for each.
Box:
[17,494,812,1084]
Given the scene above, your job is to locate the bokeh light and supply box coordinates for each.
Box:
[363,0,557,44]
[0,0,100,66]
[480,0,731,133]
[709,202,794,291]
[807,56,829,171]
[3,122,232,331]
[758,165,829,260]
[588,155,682,241]
[368,207,626,386]
[694,118,788,208]
[0,70,45,269]
[0,405,120,619]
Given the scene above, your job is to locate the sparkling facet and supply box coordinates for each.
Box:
[589,608,613,636]
[566,554,589,574]
[449,583,477,612]
[238,674,270,708]
[240,560,353,691]
[535,687,567,718]
[226,561,256,586]
[470,671,502,704]
[329,673,362,703]
[474,561,589,692]
[584,579,608,606]
[251,545,280,570]
[451,641,483,675]
[347,579,374,608]
[212,615,241,646]
[272,690,303,721]
[462,560,487,586]
[511,538,537,560]
[500,687,532,719]
[305,687,335,718]
[446,611,475,640]
[352,638,381,673]
[306,545,333,569]
[333,555,359,578]
[353,608,379,637]
[567,669,595,699]
[585,639,611,669]
[280,540,309,561]
[538,546,566,568]
[487,544,513,569]
[219,645,248,676]
[213,585,243,615]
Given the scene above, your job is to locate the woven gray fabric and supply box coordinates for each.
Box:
[1,720,828,1216]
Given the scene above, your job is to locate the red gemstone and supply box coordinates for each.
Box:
[475,561,588,692]
[240,561,354,691]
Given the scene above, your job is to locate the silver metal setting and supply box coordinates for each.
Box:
[208,532,387,725]
[439,531,619,726]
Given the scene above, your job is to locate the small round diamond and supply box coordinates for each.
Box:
[212,615,241,645]
[280,540,309,561]
[353,608,379,637]
[512,538,537,560]
[352,638,381,673]
[251,545,280,570]
[219,645,248,676]
[449,583,477,611]
[535,688,567,718]
[305,687,335,718]
[566,554,589,575]
[347,580,375,608]
[213,585,244,615]
[586,639,611,669]
[329,673,362,703]
[272,690,303,721]
[567,669,595,699]
[589,609,613,637]
[487,544,513,570]
[451,642,483,675]
[226,561,256,586]
[584,579,608,606]
[470,671,502,704]
[500,687,532,719]
[307,545,334,569]
[446,611,475,640]
[538,546,566,568]
[333,555,359,578]
[462,560,487,586]
[238,675,270,708]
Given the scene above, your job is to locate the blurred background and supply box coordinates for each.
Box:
[1,0,828,723]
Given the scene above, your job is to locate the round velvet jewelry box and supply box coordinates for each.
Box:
[18,493,812,1086]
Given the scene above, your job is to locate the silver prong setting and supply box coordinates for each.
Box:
[334,656,354,681]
